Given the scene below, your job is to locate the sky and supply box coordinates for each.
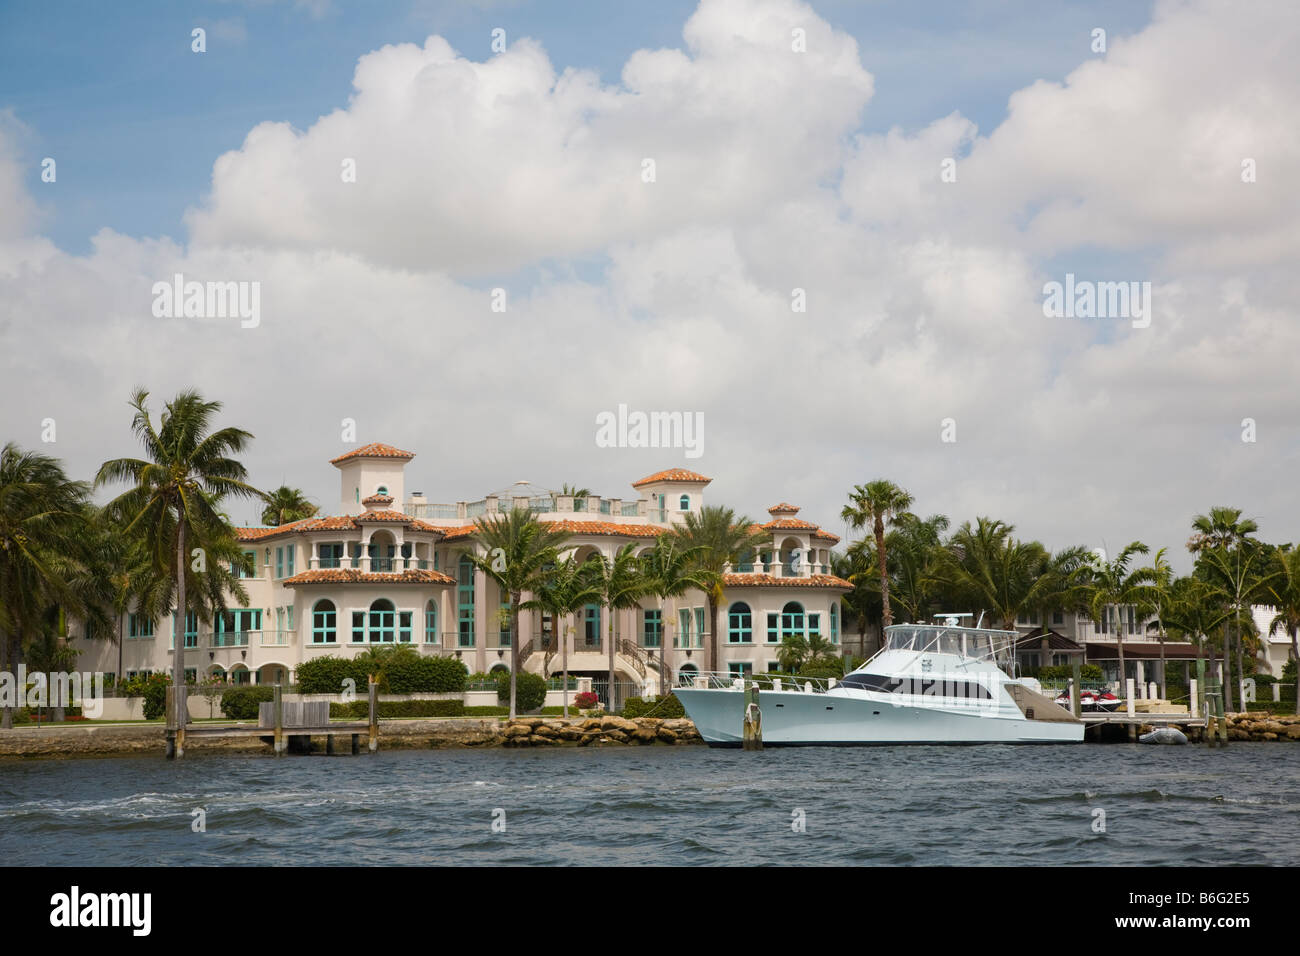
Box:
[0,0,1295,572]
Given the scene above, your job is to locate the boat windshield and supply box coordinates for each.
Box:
[883,625,1014,663]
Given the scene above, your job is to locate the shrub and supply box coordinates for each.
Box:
[573,691,599,709]
[798,659,847,680]
[464,705,509,717]
[622,695,685,719]
[1038,664,1103,682]
[328,699,465,719]
[141,673,171,720]
[297,653,467,694]
[496,671,547,712]
[220,686,275,720]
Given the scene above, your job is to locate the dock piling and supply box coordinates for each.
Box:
[368,678,378,752]
[1070,661,1081,718]
[272,684,285,756]
[1126,679,1137,741]
[741,680,763,750]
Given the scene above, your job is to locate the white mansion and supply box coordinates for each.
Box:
[73,443,851,691]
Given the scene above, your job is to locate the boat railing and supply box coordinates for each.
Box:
[681,671,838,694]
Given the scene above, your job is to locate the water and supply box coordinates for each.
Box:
[2,745,1296,865]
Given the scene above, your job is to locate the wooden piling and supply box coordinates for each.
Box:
[351,733,359,755]
[326,734,335,755]
[741,680,763,750]
[272,684,284,756]
[367,678,378,752]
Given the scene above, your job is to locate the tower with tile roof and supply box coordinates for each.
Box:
[630,469,711,526]
[330,443,415,516]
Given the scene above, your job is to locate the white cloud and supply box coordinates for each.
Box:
[2,0,1298,566]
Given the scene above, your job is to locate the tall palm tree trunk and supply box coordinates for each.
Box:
[607,604,615,711]
[173,523,187,750]
[509,594,519,720]
[659,599,668,698]
[1221,622,1234,712]
[1115,607,1127,696]
[1234,610,1245,711]
[561,613,570,718]
[708,596,719,674]
[875,517,892,627]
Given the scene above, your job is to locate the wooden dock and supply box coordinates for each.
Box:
[165,681,378,759]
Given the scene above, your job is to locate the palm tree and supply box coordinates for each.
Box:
[521,556,601,716]
[1268,547,1300,715]
[639,536,708,696]
[1161,575,1230,707]
[0,444,93,729]
[96,389,262,744]
[841,480,914,631]
[1188,506,1260,706]
[1087,541,1153,695]
[934,518,1088,631]
[587,541,649,710]
[671,506,768,673]
[1138,547,1175,698]
[466,509,572,719]
[261,485,318,527]
[1195,544,1275,711]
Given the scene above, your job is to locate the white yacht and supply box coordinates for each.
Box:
[674,617,1084,746]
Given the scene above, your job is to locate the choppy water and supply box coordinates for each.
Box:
[1,744,1296,865]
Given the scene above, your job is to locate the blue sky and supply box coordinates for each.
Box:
[2,0,1153,255]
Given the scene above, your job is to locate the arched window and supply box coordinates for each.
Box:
[679,494,690,511]
[312,600,336,644]
[377,485,388,496]
[489,662,510,675]
[368,598,395,642]
[425,600,438,644]
[677,663,699,687]
[728,602,752,644]
[781,601,805,640]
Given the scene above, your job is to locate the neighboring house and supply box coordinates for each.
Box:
[70,444,850,690]
[1013,608,1197,690]
[1250,605,1293,677]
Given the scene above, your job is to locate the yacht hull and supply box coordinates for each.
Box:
[674,688,1084,745]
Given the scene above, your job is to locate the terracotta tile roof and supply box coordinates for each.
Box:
[283,568,455,586]
[762,518,821,532]
[439,520,667,541]
[329,442,415,464]
[235,512,448,542]
[631,469,712,488]
[767,503,800,514]
[355,509,417,523]
[811,529,841,543]
[722,573,854,590]
[362,494,394,505]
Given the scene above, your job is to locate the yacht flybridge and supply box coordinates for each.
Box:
[673,616,1085,746]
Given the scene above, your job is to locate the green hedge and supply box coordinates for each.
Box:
[496,671,547,712]
[464,705,510,717]
[220,686,275,720]
[1037,664,1103,681]
[141,674,171,720]
[329,699,465,719]
[622,695,685,719]
[296,654,467,694]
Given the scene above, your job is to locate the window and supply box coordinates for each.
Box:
[642,609,662,648]
[766,661,783,673]
[425,600,438,644]
[583,603,601,647]
[313,600,336,643]
[677,609,691,648]
[808,613,821,641]
[457,555,475,647]
[128,614,154,639]
[370,541,395,572]
[352,611,365,643]
[369,599,395,642]
[679,494,690,511]
[275,607,285,634]
[286,606,294,631]
[169,612,198,649]
[781,602,805,640]
[830,604,839,645]
[1052,610,1065,626]
[727,602,752,644]
[1017,611,1039,626]
[320,542,344,568]
[399,611,412,643]
[238,550,257,578]
[184,668,197,684]
[286,545,295,577]
[677,663,699,686]
[377,485,388,496]
[727,662,753,678]
[694,608,706,647]
[275,547,284,579]
[767,613,779,644]
[838,673,992,699]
